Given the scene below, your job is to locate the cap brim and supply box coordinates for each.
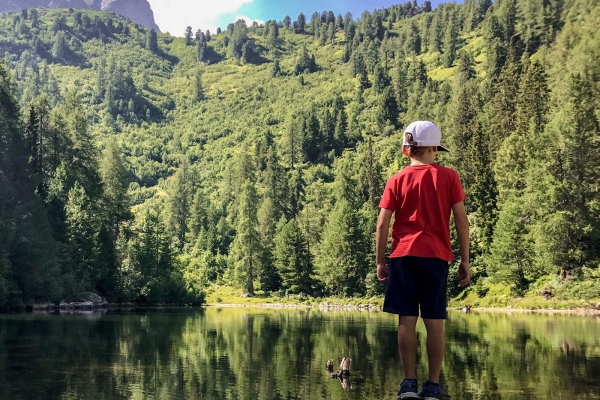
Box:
[438,145,450,152]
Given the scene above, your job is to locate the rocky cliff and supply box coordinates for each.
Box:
[100,0,159,31]
[0,0,160,31]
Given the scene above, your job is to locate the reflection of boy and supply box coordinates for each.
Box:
[375,121,471,400]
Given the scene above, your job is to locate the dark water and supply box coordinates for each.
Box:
[0,309,599,400]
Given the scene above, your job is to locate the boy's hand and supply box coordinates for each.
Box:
[377,263,389,283]
[458,261,471,287]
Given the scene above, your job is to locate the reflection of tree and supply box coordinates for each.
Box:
[0,311,599,399]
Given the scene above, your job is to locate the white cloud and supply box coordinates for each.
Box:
[234,15,265,27]
[147,0,254,35]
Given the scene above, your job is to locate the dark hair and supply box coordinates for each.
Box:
[404,132,432,157]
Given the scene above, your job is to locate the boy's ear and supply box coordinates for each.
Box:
[402,147,409,157]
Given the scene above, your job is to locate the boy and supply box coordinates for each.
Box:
[375,121,471,400]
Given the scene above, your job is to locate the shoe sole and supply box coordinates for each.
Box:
[398,394,419,399]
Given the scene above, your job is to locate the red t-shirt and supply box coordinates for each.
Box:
[379,164,466,261]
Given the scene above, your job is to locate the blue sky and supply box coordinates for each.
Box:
[147,0,455,36]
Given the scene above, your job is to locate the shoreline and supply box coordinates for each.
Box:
[469,307,600,316]
[205,302,600,316]
[2,304,599,316]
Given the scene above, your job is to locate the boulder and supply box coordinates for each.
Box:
[59,300,74,309]
[59,293,106,309]
[241,292,253,298]
[80,292,104,305]
[72,301,94,310]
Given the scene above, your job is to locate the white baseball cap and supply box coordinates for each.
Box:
[403,121,450,152]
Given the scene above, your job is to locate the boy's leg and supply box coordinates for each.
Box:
[417,258,449,385]
[383,257,420,384]
[398,315,418,380]
[423,319,445,383]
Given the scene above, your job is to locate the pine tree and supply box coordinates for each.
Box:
[194,69,204,101]
[228,19,249,60]
[63,91,100,195]
[168,162,191,251]
[296,13,307,34]
[100,139,132,242]
[266,21,279,50]
[229,180,261,294]
[285,118,304,169]
[373,65,391,93]
[263,146,287,220]
[197,31,207,62]
[257,196,281,292]
[442,12,458,67]
[288,168,305,219]
[66,181,98,292]
[241,40,253,64]
[52,31,69,59]
[534,74,600,278]
[327,22,336,45]
[393,59,408,115]
[274,218,314,294]
[357,139,383,207]
[185,26,193,46]
[377,86,400,130]
[189,189,209,240]
[488,51,521,157]
[406,20,421,54]
[295,46,316,75]
[429,12,443,53]
[515,60,549,142]
[487,197,533,292]
[271,58,281,77]
[146,29,158,52]
[316,199,369,296]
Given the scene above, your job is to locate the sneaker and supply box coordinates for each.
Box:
[417,381,442,400]
[397,379,419,399]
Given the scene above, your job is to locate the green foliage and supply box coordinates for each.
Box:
[0,0,599,307]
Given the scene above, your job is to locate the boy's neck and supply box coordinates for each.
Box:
[410,156,436,166]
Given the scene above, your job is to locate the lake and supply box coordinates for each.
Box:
[0,308,598,399]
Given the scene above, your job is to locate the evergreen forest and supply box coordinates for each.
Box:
[0,0,599,308]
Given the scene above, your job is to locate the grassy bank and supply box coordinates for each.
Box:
[206,279,600,312]
[205,286,384,308]
[448,275,600,311]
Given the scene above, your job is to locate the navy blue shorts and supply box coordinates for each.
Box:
[383,256,449,319]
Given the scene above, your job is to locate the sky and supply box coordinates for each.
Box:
[147,0,453,36]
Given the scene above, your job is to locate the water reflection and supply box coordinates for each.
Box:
[0,310,598,399]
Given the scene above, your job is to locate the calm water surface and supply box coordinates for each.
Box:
[0,308,599,400]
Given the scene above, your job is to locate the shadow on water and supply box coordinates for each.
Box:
[0,309,599,400]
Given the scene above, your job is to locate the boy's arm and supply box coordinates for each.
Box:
[452,201,471,287]
[376,208,393,283]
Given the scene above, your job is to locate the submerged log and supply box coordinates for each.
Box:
[327,356,352,378]
[326,359,334,372]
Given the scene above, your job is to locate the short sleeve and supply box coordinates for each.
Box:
[379,177,397,211]
[451,171,467,205]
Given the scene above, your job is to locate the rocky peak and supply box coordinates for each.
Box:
[0,0,160,31]
[100,0,159,31]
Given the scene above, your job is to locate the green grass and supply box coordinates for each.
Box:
[448,277,600,310]
[204,286,384,308]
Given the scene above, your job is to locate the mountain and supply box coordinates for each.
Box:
[0,0,599,308]
[0,0,159,30]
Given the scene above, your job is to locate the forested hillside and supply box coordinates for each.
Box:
[0,0,599,308]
